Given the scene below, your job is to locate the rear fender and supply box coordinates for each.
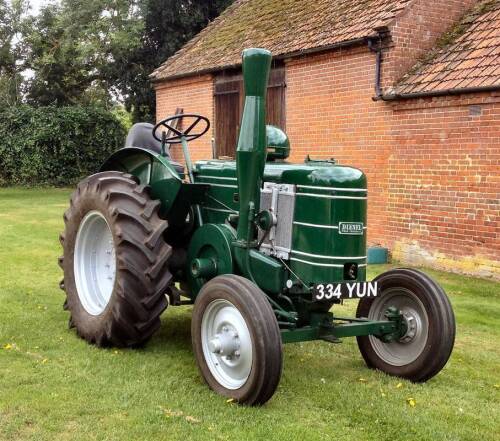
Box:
[100,147,182,214]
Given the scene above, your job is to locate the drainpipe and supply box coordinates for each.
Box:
[367,37,383,100]
[368,35,500,101]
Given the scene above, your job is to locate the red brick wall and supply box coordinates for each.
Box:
[383,0,477,87]
[155,48,499,279]
[286,48,499,278]
[387,93,500,277]
[285,47,393,249]
[155,74,214,163]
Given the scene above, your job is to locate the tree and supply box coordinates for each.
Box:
[23,0,143,107]
[115,0,234,122]
[0,0,28,106]
[15,0,234,120]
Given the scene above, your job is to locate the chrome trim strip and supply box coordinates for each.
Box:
[290,257,344,268]
[290,257,367,268]
[293,221,338,229]
[293,221,367,230]
[297,185,367,192]
[292,250,367,260]
[196,175,237,181]
[296,193,367,200]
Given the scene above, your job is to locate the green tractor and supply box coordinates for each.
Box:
[59,48,455,405]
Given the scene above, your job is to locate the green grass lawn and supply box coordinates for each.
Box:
[0,187,499,441]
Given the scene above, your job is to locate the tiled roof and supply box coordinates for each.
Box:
[152,0,412,81]
[393,0,500,96]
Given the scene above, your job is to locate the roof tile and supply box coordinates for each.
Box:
[152,0,413,80]
[394,0,500,95]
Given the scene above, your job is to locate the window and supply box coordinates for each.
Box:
[214,66,286,158]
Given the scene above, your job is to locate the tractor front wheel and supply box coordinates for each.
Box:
[59,171,172,347]
[356,268,455,382]
[191,275,283,405]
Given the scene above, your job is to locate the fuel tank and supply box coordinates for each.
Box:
[194,160,367,284]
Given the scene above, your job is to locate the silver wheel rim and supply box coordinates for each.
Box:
[201,299,253,390]
[74,211,116,316]
[368,288,429,366]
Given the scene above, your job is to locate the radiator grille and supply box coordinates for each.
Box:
[258,182,296,259]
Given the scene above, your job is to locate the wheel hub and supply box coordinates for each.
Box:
[208,326,241,358]
[201,299,252,390]
[74,211,116,316]
[368,288,429,366]
[400,312,418,343]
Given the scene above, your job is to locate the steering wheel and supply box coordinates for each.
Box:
[153,113,210,144]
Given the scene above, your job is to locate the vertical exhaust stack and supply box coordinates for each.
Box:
[235,48,272,246]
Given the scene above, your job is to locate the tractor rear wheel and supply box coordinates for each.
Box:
[59,171,172,347]
[191,275,283,405]
[356,268,455,382]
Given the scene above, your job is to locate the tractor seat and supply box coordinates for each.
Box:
[125,123,185,176]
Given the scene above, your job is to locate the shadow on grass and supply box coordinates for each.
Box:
[148,306,193,354]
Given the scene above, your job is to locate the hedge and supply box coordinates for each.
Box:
[0,106,127,186]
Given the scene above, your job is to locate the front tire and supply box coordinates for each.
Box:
[356,268,455,382]
[59,171,172,347]
[191,275,283,405]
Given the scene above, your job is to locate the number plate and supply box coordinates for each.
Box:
[313,282,379,301]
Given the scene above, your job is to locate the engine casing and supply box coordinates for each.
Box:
[194,160,367,286]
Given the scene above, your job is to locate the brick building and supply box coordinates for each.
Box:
[151,0,500,279]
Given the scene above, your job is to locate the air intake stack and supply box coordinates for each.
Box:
[235,48,272,246]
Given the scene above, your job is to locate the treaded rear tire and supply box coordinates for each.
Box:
[356,268,455,382]
[59,171,172,347]
[192,275,283,405]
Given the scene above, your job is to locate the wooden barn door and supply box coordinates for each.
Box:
[214,66,285,158]
[214,76,241,158]
[266,67,286,130]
